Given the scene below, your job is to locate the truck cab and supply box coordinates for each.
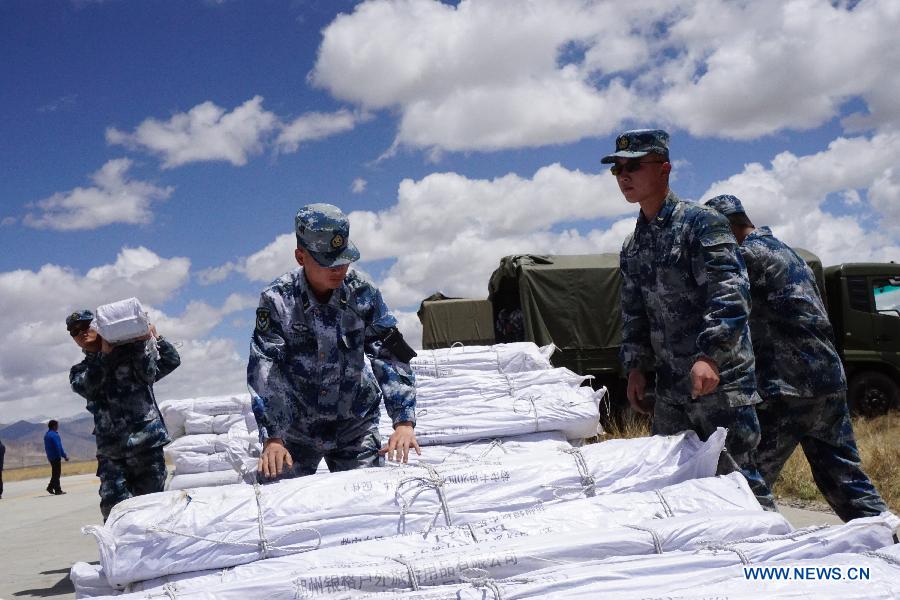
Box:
[824,263,900,416]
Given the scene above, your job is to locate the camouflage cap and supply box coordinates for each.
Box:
[704,194,747,216]
[295,203,361,267]
[65,309,94,331]
[601,129,670,163]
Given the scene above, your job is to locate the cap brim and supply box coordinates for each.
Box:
[308,240,360,267]
[600,150,651,164]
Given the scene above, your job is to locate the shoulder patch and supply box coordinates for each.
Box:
[255,308,271,333]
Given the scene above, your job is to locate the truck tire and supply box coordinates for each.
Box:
[848,371,900,417]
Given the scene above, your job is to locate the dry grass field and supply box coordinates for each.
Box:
[3,459,98,483]
[601,410,900,514]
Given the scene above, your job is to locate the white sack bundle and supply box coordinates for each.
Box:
[71,561,118,598]
[326,513,900,600]
[163,421,258,460]
[172,451,241,475]
[95,510,792,600]
[93,297,151,344]
[405,431,571,466]
[166,469,249,491]
[380,384,604,445]
[415,367,590,401]
[74,472,768,597]
[159,394,251,439]
[183,412,247,436]
[86,429,726,587]
[411,343,555,378]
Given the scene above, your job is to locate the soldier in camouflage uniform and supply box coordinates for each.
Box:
[67,310,181,521]
[705,195,888,520]
[608,130,774,509]
[249,203,418,480]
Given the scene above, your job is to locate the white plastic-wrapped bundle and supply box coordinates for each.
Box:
[172,451,242,475]
[407,431,571,465]
[71,561,118,598]
[316,513,900,600]
[411,343,555,377]
[166,469,250,491]
[164,422,258,459]
[159,394,251,439]
[86,429,726,586]
[90,510,791,599]
[183,412,247,435]
[72,472,769,597]
[93,297,151,344]
[380,384,604,444]
[415,367,590,401]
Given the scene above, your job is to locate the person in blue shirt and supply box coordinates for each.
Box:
[249,203,419,480]
[43,420,69,495]
[0,437,6,499]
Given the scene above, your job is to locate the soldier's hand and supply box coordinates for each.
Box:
[258,438,293,479]
[690,358,720,398]
[626,369,652,414]
[379,422,421,463]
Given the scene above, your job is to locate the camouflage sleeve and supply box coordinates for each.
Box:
[247,293,294,441]
[690,213,751,366]
[363,287,417,427]
[619,244,654,372]
[154,338,181,381]
[70,353,105,401]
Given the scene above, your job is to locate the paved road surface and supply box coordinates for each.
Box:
[0,473,844,600]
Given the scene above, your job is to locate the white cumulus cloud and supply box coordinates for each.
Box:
[311,0,900,153]
[106,96,279,168]
[23,159,173,230]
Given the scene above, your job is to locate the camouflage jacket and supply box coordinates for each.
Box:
[247,268,416,444]
[70,338,181,458]
[741,227,846,397]
[619,191,759,406]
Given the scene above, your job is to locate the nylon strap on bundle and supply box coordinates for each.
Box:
[395,463,453,536]
[623,524,663,554]
[461,567,503,599]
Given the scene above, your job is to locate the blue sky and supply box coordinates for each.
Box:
[2,0,899,422]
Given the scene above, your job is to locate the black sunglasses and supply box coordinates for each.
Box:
[68,323,90,337]
[610,159,666,176]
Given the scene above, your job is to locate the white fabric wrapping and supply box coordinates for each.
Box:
[415,368,589,400]
[92,510,791,599]
[73,472,768,597]
[163,423,258,460]
[380,384,604,444]
[172,451,240,475]
[405,431,571,465]
[92,297,151,344]
[86,429,725,586]
[183,412,247,435]
[309,513,900,600]
[166,470,248,491]
[159,394,251,439]
[71,561,118,598]
[411,343,555,378]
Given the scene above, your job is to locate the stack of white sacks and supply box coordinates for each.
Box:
[70,342,900,599]
[158,395,260,490]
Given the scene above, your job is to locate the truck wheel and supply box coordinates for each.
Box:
[848,371,900,417]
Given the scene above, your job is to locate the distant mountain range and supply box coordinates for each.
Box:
[0,414,97,469]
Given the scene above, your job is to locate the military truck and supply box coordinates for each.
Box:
[418,254,900,417]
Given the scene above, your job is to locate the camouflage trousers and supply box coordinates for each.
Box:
[268,417,383,481]
[652,397,776,510]
[756,392,888,521]
[97,447,167,522]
